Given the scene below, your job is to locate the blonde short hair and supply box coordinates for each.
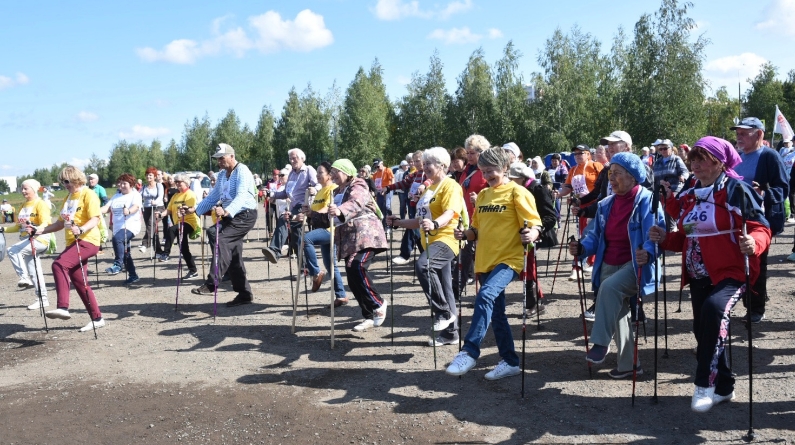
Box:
[59,166,87,186]
[464,134,491,152]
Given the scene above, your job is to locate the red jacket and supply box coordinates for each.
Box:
[458,164,488,218]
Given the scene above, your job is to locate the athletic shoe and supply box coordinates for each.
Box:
[261,247,278,264]
[788,216,795,223]
[748,312,765,324]
[17,277,34,288]
[105,264,122,275]
[568,268,583,281]
[138,246,147,253]
[158,255,170,262]
[446,351,476,376]
[583,304,596,322]
[691,385,715,413]
[124,276,140,285]
[183,270,199,279]
[311,270,326,292]
[373,300,388,327]
[586,344,610,364]
[466,278,474,285]
[484,360,521,381]
[608,367,643,379]
[428,335,458,347]
[787,252,795,262]
[392,256,410,266]
[191,285,215,295]
[79,318,106,332]
[432,314,457,332]
[712,390,735,406]
[45,308,72,320]
[353,319,375,332]
[226,295,253,307]
[583,263,593,275]
[27,298,49,310]
[332,297,349,308]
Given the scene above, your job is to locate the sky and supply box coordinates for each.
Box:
[2,0,794,178]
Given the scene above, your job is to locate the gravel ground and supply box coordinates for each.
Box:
[1,211,794,444]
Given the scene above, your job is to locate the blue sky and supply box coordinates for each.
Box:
[2,0,794,178]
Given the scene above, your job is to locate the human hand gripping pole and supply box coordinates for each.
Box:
[569,234,591,379]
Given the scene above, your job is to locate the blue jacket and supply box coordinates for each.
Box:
[578,186,666,297]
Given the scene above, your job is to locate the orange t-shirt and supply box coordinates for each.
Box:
[372,167,394,190]
[565,161,603,197]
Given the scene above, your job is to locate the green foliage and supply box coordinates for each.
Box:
[339,60,392,167]
[180,115,214,172]
[0,179,9,193]
[251,106,276,176]
[745,62,785,139]
[446,48,497,146]
[273,85,333,169]
[705,87,740,140]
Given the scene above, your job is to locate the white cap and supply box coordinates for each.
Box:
[502,142,521,158]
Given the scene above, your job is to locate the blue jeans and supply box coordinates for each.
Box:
[463,264,519,366]
[111,229,137,277]
[376,191,392,230]
[397,192,408,219]
[399,205,418,259]
[303,228,345,299]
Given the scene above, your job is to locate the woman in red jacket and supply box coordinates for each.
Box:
[649,136,770,413]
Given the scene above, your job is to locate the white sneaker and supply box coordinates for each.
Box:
[353,319,375,332]
[392,256,410,266]
[787,252,795,262]
[691,385,715,413]
[45,308,71,320]
[373,300,388,327]
[788,217,795,223]
[433,314,456,331]
[17,277,34,288]
[484,360,521,380]
[27,298,49,310]
[446,351,476,376]
[568,269,583,281]
[138,245,147,253]
[79,318,106,332]
[713,390,735,406]
[583,263,593,274]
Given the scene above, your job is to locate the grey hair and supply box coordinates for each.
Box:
[172,173,189,184]
[288,148,306,161]
[22,179,41,194]
[423,147,451,169]
[477,146,510,171]
[405,153,413,162]
[464,134,490,152]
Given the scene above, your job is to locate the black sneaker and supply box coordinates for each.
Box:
[226,295,253,307]
[586,344,610,364]
[183,270,198,279]
[609,367,643,379]
[124,276,140,285]
[191,284,215,295]
[261,247,278,264]
[748,312,765,324]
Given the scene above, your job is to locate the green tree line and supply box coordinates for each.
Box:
[17,0,795,188]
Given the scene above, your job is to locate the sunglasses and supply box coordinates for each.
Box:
[60,179,70,185]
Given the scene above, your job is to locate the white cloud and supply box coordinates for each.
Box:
[0,164,13,171]
[67,158,91,170]
[756,0,795,36]
[0,72,30,90]
[704,52,769,93]
[136,9,332,64]
[119,125,170,140]
[488,28,503,39]
[428,27,482,44]
[372,0,472,21]
[396,75,411,85]
[693,20,709,32]
[76,111,99,122]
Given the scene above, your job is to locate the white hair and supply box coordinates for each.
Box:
[423,147,451,169]
[288,148,306,161]
[464,134,490,152]
[172,173,189,184]
[22,179,41,194]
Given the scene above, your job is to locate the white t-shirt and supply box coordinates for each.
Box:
[109,191,143,236]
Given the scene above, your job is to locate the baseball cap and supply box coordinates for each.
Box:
[372,158,382,166]
[571,144,590,153]
[399,160,409,166]
[502,142,521,158]
[507,162,532,179]
[600,130,633,146]
[655,139,673,147]
[212,143,235,158]
[88,173,99,180]
[730,117,764,131]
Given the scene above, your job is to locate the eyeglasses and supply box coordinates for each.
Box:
[658,147,670,151]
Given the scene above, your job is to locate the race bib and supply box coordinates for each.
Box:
[682,188,735,238]
[409,180,421,197]
[374,178,382,189]
[61,198,79,227]
[571,174,588,197]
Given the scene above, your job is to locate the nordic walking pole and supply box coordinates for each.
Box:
[290,207,301,333]
[150,206,157,285]
[299,190,315,319]
[123,211,129,285]
[676,286,683,313]
[329,210,336,349]
[174,211,185,310]
[651,186,661,405]
[534,244,544,331]
[741,192,755,441]
[424,228,437,370]
[550,203,571,295]
[570,235,591,379]
[658,185,670,360]
[390,219,395,345]
[74,233,98,339]
[521,221,529,398]
[28,228,49,332]
[632,245,644,407]
[213,202,222,322]
[200,215,206,279]
[456,216,464,353]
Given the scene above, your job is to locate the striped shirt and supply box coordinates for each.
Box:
[196,162,257,217]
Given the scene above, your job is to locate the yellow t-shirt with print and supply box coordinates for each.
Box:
[8,198,52,243]
[417,177,463,255]
[59,187,101,247]
[311,184,338,212]
[472,181,541,275]
[167,189,200,232]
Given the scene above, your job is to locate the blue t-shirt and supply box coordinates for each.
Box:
[735,149,762,186]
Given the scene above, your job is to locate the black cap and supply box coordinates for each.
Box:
[572,144,590,152]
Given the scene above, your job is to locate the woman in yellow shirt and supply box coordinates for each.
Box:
[33,166,105,332]
[2,179,52,310]
[157,173,200,279]
[446,147,542,380]
[388,147,464,346]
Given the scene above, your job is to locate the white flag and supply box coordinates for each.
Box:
[774,105,794,141]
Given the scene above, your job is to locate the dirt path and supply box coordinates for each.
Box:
[1,214,794,444]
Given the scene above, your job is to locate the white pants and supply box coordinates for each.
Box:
[8,238,48,297]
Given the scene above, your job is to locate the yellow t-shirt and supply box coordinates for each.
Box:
[59,187,101,247]
[8,198,52,243]
[472,181,542,274]
[311,184,338,212]
[167,189,200,231]
[417,177,463,255]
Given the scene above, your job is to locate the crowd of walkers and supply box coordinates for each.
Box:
[2,115,790,415]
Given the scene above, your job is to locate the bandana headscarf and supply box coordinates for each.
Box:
[331,159,357,178]
[693,136,743,181]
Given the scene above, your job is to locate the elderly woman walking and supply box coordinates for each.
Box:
[568,153,665,378]
[327,159,388,332]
